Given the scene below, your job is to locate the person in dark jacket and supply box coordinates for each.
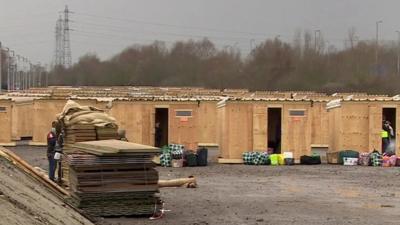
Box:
[47,127,57,181]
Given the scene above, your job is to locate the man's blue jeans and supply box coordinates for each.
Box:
[48,155,56,181]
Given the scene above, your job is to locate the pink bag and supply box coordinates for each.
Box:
[389,155,397,166]
[382,156,391,167]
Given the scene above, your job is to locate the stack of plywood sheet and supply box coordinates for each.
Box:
[95,126,118,140]
[64,124,97,145]
[66,140,161,217]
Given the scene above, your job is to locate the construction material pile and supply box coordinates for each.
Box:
[57,100,118,147]
[64,124,97,144]
[160,144,208,167]
[66,140,162,217]
[242,151,295,166]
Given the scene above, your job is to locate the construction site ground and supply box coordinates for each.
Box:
[6,145,400,225]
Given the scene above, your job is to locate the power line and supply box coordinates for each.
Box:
[72,20,267,42]
[71,29,252,51]
[71,26,259,51]
[73,11,278,37]
[72,11,362,43]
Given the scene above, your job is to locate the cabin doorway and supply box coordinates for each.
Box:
[155,108,169,147]
[382,108,396,153]
[268,108,282,154]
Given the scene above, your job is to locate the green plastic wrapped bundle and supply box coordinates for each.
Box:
[242,152,255,165]
[160,153,172,167]
[162,145,171,154]
[370,151,382,167]
[255,152,269,165]
[242,152,270,165]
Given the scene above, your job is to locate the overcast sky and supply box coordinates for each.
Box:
[1,0,400,66]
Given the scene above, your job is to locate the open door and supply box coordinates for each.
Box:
[155,108,169,147]
[382,108,396,154]
[268,108,282,154]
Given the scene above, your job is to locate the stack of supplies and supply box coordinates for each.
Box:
[65,140,161,217]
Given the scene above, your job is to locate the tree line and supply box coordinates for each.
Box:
[49,29,400,95]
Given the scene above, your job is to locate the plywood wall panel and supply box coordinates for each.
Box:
[198,102,218,144]
[327,107,342,153]
[169,104,199,150]
[141,105,154,146]
[341,103,369,152]
[368,104,382,151]
[282,103,312,159]
[12,102,34,140]
[109,101,145,144]
[227,103,253,158]
[217,105,229,158]
[311,102,329,145]
[0,100,13,143]
[252,104,267,151]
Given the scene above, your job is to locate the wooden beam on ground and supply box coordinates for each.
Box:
[158,177,197,188]
[217,158,243,164]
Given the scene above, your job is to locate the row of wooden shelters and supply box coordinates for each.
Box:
[2,87,400,161]
[4,89,222,150]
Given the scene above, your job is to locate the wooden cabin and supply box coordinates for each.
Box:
[217,98,313,161]
[327,96,400,155]
[109,98,219,150]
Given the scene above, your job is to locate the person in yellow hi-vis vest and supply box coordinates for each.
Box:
[382,120,394,153]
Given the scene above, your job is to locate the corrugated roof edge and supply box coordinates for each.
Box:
[68,96,224,102]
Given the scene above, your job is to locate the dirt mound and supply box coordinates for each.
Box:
[0,157,94,225]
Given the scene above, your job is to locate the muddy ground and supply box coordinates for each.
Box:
[7,145,400,225]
